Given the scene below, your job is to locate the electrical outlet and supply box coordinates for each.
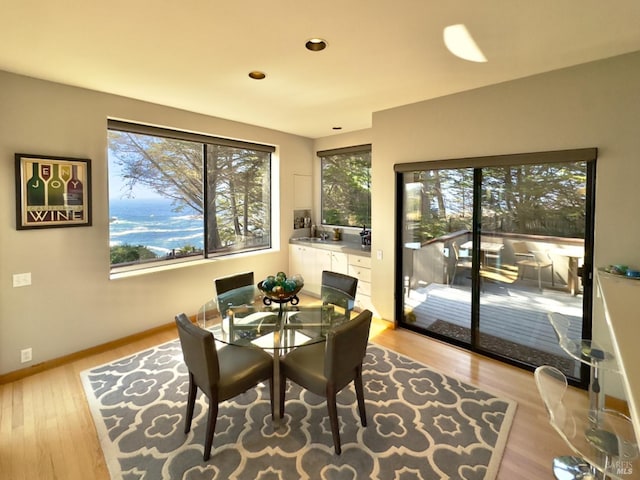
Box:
[21,348,32,363]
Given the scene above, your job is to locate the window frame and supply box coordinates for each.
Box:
[317,144,372,229]
[107,120,275,273]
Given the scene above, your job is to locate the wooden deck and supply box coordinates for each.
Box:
[403,280,584,375]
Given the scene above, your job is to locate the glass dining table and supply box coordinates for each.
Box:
[196,284,355,423]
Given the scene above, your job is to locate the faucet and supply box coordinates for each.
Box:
[360,225,371,246]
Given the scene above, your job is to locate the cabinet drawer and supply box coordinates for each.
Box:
[348,254,372,269]
[349,264,371,283]
[356,294,372,312]
[356,281,371,297]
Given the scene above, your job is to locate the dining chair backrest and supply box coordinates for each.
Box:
[451,242,460,261]
[534,365,568,428]
[322,270,358,297]
[324,309,372,389]
[214,271,255,315]
[548,312,570,341]
[512,241,533,258]
[321,271,358,317]
[175,313,220,388]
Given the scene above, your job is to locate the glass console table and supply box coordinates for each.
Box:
[546,313,638,479]
[536,365,638,480]
[548,312,619,423]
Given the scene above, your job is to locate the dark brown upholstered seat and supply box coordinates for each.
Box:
[175,313,274,461]
[279,309,373,454]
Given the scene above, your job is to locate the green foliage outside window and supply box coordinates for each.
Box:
[108,126,272,269]
[321,147,371,228]
[110,244,157,264]
[404,162,587,244]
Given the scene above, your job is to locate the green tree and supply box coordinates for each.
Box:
[321,152,371,227]
[110,244,157,264]
[108,131,271,257]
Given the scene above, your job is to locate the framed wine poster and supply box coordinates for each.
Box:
[15,153,92,230]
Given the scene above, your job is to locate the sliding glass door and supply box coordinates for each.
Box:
[396,149,596,383]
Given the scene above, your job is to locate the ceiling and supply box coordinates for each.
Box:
[2,1,640,139]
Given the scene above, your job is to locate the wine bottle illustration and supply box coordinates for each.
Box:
[67,165,84,206]
[26,162,45,206]
[48,163,65,206]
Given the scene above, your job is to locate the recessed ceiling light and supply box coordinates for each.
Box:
[305,38,328,52]
[443,24,487,63]
[248,71,266,80]
[332,126,342,131]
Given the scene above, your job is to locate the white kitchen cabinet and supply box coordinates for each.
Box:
[329,251,349,274]
[289,244,322,295]
[348,254,373,311]
[289,245,361,296]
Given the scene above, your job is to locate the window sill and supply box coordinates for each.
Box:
[109,247,276,280]
[110,257,212,280]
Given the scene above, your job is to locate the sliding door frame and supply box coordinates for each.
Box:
[394,148,597,386]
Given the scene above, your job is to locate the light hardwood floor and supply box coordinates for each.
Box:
[0,316,585,479]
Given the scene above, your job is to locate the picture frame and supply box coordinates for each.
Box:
[15,153,92,230]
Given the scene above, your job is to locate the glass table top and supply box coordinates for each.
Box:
[197,284,354,350]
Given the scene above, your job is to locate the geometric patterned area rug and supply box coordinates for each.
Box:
[81,341,516,480]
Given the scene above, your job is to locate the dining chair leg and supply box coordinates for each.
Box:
[203,399,218,461]
[278,375,286,419]
[326,383,341,455]
[354,369,367,427]
[268,378,275,420]
[185,374,197,433]
[538,267,543,292]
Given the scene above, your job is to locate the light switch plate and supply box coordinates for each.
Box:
[376,250,383,260]
[13,272,32,287]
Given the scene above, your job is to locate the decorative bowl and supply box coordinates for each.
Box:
[626,269,640,278]
[257,280,304,301]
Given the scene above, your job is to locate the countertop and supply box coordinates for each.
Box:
[597,270,640,443]
[289,237,371,257]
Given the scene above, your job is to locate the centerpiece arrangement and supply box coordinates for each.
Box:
[257,271,304,305]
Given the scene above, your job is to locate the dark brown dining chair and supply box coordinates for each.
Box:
[321,270,358,321]
[279,309,373,454]
[175,313,274,461]
[214,271,256,315]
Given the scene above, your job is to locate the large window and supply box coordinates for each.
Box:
[108,121,273,270]
[318,144,371,228]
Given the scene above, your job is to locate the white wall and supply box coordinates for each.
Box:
[0,71,313,375]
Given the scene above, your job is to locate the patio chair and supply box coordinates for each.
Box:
[450,242,472,285]
[513,241,555,291]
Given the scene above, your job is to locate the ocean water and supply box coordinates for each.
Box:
[109,197,203,255]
